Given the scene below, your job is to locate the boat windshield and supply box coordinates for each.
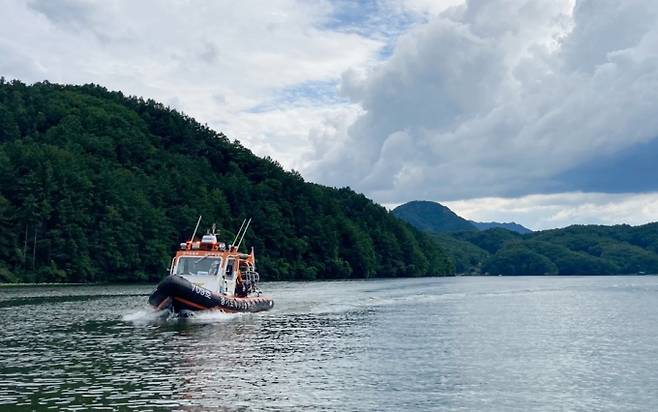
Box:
[175,256,222,277]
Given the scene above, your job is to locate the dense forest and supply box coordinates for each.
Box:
[0,80,452,283]
[398,202,658,275]
[449,224,658,275]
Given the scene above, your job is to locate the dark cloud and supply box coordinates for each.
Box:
[557,136,658,193]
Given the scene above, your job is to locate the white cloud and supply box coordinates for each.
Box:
[0,0,383,170]
[398,0,464,16]
[224,103,362,170]
[305,0,658,203]
[442,192,658,230]
[4,0,658,231]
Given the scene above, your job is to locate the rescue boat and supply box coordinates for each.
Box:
[148,217,274,317]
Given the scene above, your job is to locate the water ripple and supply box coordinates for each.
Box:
[2,277,658,410]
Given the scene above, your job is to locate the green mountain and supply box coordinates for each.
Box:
[439,224,658,275]
[470,221,532,234]
[393,200,658,275]
[0,79,452,283]
[392,201,478,233]
[392,200,531,234]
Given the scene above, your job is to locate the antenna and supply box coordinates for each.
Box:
[236,218,252,251]
[190,215,202,242]
[232,219,246,246]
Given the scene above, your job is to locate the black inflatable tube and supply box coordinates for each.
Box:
[148,275,274,313]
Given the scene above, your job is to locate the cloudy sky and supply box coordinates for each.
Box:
[3,0,658,230]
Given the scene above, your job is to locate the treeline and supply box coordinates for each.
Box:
[433,224,658,275]
[0,79,452,283]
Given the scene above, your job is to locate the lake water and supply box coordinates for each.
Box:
[1,276,658,411]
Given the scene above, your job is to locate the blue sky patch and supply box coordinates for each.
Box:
[246,80,347,113]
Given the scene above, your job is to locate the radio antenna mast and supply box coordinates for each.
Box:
[190,215,202,242]
[232,219,247,246]
[236,218,252,251]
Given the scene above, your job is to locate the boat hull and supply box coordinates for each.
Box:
[148,275,274,314]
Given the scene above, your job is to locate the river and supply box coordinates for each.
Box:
[2,276,658,411]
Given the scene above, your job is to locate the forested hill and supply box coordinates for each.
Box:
[392,200,532,234]
[0,80,451,283]
[392,201,477,233]
[470,221,532,234]
[433,224,658,275]
[394,200,658,275]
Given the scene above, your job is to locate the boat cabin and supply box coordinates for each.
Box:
[169,232,258,297]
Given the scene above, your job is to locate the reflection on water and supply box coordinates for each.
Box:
[2,277,658,410]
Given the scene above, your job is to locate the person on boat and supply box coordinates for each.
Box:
[209,260,221,277]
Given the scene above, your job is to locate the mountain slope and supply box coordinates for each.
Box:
[448,224,658,275]
[392,201,478,233]
[392,200,532,234]
[392,199,658,275]
[0,80,452,283]
[470,221,532,234]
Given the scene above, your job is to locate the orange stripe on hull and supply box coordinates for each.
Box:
[156,297,172,310]
[173,296,208,310]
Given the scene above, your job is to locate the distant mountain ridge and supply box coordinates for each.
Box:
[392,201,532,234]
[470,221,533,234]
[391,201,478,233]
[393,200,658,276]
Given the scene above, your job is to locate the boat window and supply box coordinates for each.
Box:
[175,256,222,277]
[225,258,235,279]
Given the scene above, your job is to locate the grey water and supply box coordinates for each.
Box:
[2,276,658,411]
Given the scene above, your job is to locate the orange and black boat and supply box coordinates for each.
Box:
[148,218,274,317]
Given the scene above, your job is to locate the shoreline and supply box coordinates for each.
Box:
[2,273,656,287]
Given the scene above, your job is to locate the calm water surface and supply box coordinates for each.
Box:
[2,276,658,411]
